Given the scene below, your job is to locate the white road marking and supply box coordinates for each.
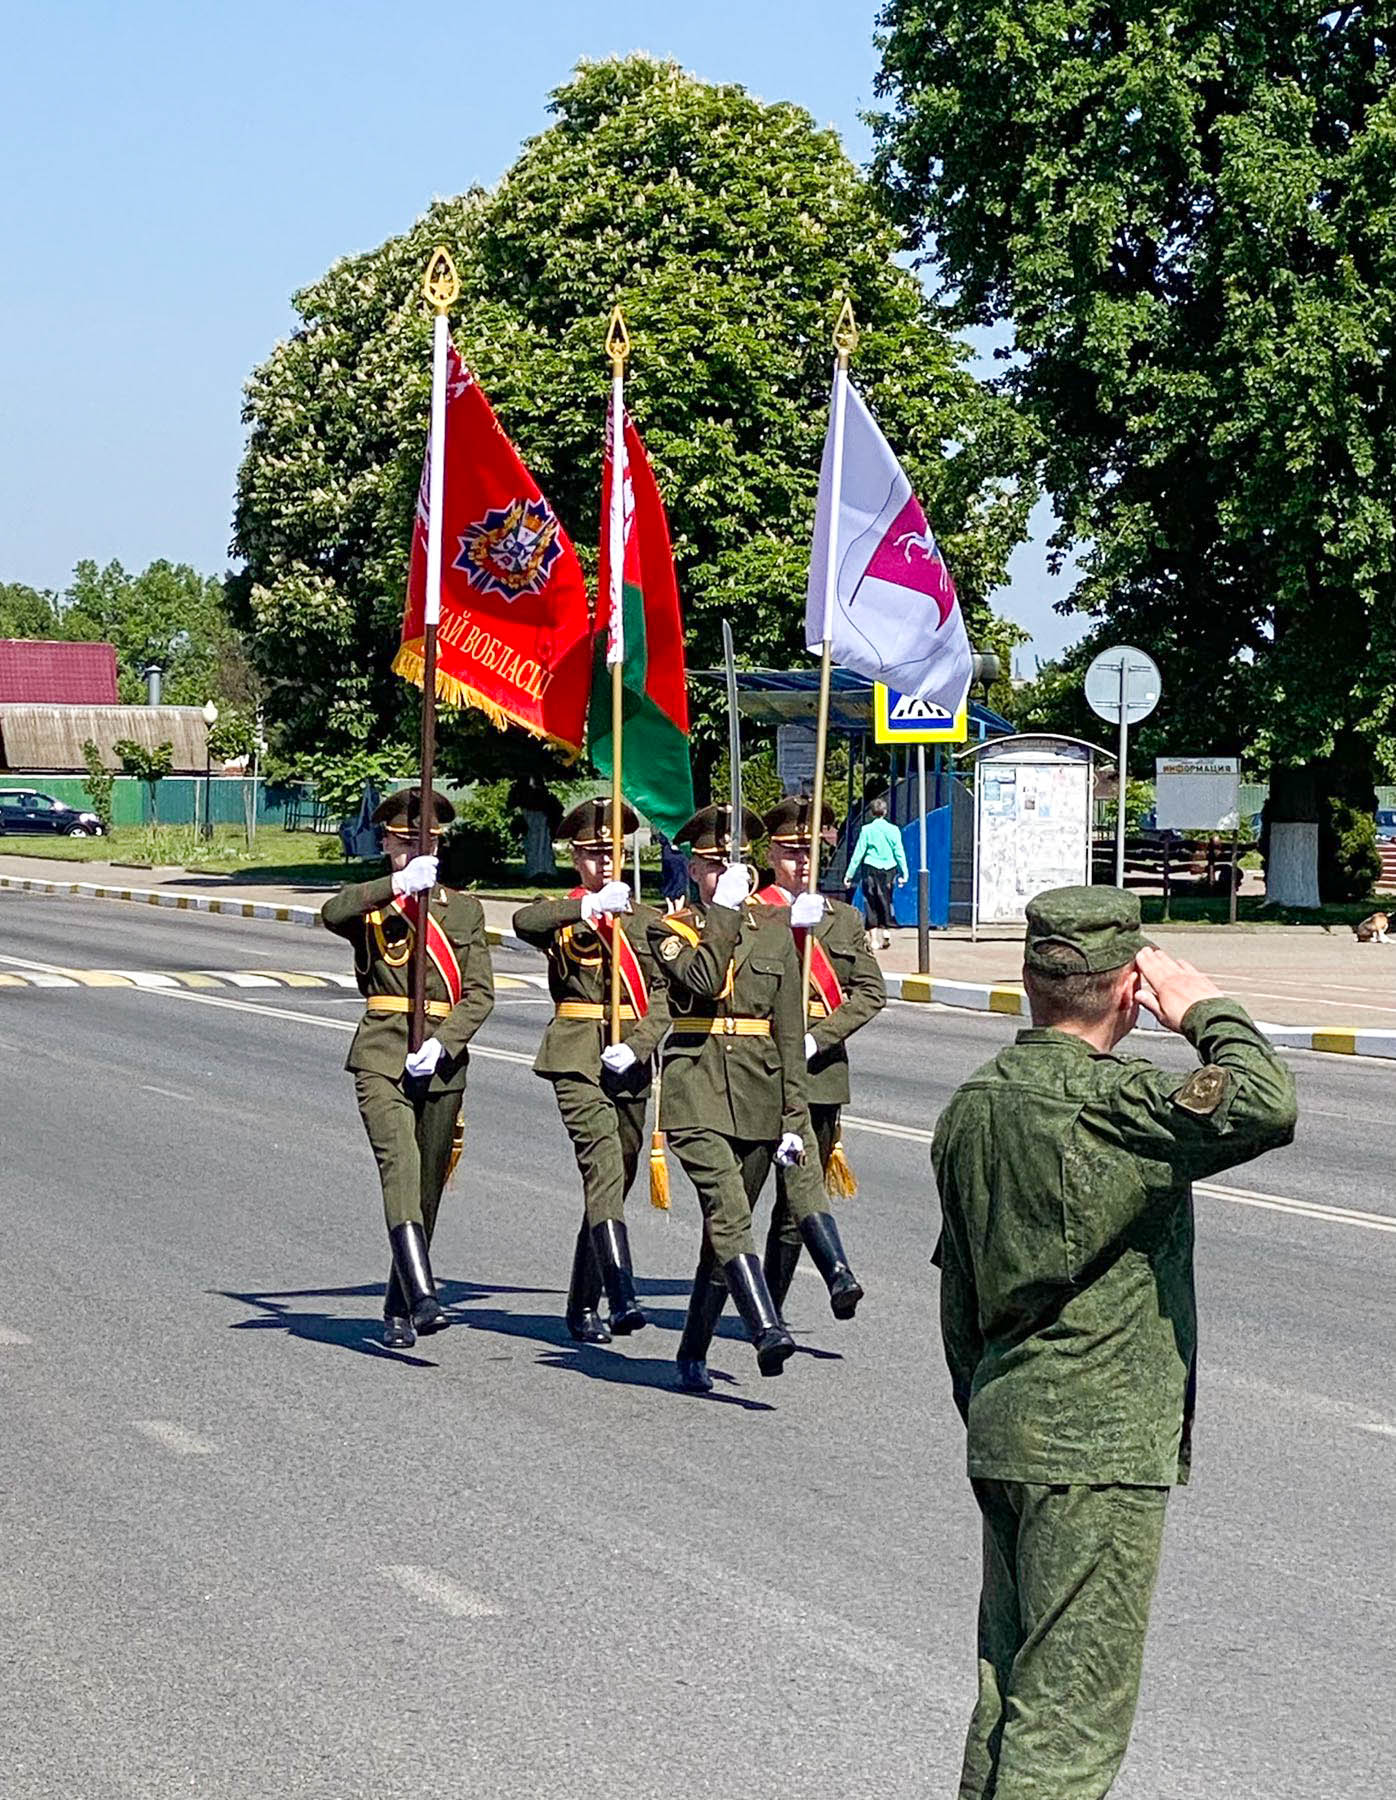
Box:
[843,1112,934,1143]
[379,1565,501,1618]
[1198,1181,1396,1234]
[0,1326,32,1346]
[198,971,278,988]
[132,1420,218,1455]
[141,1083,193,1101]
[1213,1369,1396,1441]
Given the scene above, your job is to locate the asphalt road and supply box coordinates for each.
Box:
[0,888,1391,1800]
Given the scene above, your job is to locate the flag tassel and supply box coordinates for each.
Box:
[824,1134,857,1200]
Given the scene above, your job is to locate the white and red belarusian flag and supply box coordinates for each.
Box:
[805,379,972,712]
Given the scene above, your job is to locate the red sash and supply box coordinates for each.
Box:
[754,885,844,1014]
[389,893,463,1006]
[569,887,649,1019]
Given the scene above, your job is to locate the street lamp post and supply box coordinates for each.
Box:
[201,701,219,840]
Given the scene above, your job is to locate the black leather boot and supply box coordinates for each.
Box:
[723,1253,796,1377]
[675,1258,728,1393]
[388,1221,450,1336]
[592,1218,647,1336]
[798,1213,864,1319]
[762,1229,803,1322]
[565,1219,611,1344]
[381,1263,416,1349]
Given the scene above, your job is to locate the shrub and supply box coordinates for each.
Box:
[438,781,518,884]
[1320,799,1381,903]
[80,740,114,831]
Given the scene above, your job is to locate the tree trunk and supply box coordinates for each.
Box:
[1265,766,1320,909]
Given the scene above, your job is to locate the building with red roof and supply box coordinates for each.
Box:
[0,640,119,705]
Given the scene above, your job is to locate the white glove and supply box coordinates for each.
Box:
[391,854,438,896]
[404,1037,445,1079]
[790,891,826,928]
[774,1132,805,1167]
[803,1033,819,1065]
[601,1043,639,1077]
[580,880,632,922]
[713,864,752,911]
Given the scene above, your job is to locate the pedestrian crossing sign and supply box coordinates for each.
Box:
[872,684,968,745]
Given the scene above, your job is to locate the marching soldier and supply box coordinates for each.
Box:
[648,805,817,1390]
[512,797,670,1343]
[933,888,1297,1798]
[753,795,884,1317]
[321,788,495,1349]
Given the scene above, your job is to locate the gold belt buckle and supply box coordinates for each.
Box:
[723,1015,737,1036]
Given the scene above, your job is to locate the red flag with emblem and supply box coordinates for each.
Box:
[396,344,592,754]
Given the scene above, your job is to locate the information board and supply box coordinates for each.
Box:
[974,740,1093,926]
[1154,757,1241,832]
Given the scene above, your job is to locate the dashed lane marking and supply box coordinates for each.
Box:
[132,1420,219,1456]
[0,1327,32,1346]
[379,1565,501,1618]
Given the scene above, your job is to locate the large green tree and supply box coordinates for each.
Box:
[233,54,1035,797]
[873,5,1394,902]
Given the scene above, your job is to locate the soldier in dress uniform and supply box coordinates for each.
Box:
[752,795,884,1318]
[512,797,671,1343]
[321,788,495,1349]
[648,804,823,1389]
[933,886,1297,1799]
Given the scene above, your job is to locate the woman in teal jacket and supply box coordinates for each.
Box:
[844,798,908,948]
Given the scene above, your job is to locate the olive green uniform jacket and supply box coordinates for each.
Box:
[647,900,808,1141]
[755,890,886,1106]
[511,895,671,1083]
[932,997,1297,1487]
[320,875,496,1093]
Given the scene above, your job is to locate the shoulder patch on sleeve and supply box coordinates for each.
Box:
[660,933,683,962]
[1172,1065,1230,1117]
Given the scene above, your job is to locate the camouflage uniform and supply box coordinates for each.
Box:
[932,887,1297,1799]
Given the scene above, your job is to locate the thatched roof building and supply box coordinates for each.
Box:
[0,705,209,773]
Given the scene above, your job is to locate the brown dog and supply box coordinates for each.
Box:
[1354,911,1390,943]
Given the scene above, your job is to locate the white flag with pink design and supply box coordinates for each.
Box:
[805,378,972,712]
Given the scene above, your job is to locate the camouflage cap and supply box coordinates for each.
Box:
[1024,885,1148,976]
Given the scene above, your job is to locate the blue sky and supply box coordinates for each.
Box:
[1,0,1082,668]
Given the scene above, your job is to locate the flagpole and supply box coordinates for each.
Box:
[410,246,460,1054]
[605,306,631,1047]
[804,297,858,1019]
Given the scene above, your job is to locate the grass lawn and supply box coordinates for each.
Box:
[1141,894,1384,930]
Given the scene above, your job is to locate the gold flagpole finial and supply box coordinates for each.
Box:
[606,306,631,376]
[422,246,461,314]
[833,294,859,363]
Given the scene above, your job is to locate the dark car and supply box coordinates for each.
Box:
[0,787,105,837]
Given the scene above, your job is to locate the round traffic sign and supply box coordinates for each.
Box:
[1084,645,1161,726]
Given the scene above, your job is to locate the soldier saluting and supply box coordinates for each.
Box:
[321,788,495,1348]
[933,886,1296,1799]
[752,795,884,1319]
[649,805,817,1390]
[512,797,670,1343]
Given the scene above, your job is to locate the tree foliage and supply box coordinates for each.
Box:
[873,6,1395,793]
[233,55,1035,792]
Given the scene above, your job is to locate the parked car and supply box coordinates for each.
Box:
[1375,809,1396,843]
[0,788,105,837]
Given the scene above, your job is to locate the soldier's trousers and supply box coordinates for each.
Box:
[770,1101,841,1247]
[548,1073,647,1226]
[665,1129,777,1262]
[960,1479,1169,1800]
[353,1071,463,1239]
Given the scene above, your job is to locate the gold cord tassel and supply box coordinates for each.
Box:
[447,1115,466,1184]
[649,1129,671,1211]
[824,1134,857,1200]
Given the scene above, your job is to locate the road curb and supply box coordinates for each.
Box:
[8,876,1391,1059]
[883,970,1396,1061]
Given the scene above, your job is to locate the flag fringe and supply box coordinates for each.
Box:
[649,1131,671,1211]
[824,1136,858,1200]
[393,641,582,761]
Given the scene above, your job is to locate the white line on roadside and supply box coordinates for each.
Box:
[0,1326,32,1346]
[379,1565,501,1618]
[132,1420,218,1455]
[141,1083,193,1101]
[6,951,1392,1238]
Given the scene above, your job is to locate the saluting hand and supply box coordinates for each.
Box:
[392,854,438,897]
[1135,946,1223,1033]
